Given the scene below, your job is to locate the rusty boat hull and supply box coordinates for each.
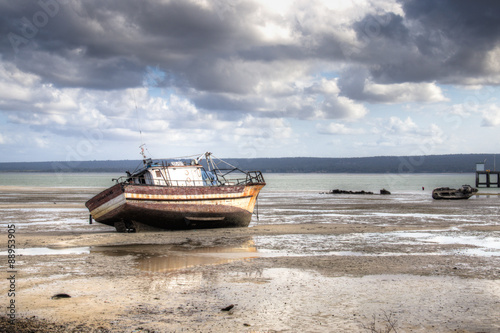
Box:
[85,182,265,231]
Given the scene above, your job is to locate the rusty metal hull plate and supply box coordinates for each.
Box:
[85,183,265,230]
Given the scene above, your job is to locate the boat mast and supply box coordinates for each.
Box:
[140,144,148,165]
[205,152,215,171]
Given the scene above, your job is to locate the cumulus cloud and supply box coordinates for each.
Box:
[1,0,499,160]
[373,116,446,149]
[363,81,447,103]
[385,116,420,135]
[316,122,365,135]
[479,105,500,127]
[2,0,499,93]
[338,67,447,103]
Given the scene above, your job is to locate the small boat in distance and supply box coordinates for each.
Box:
[431,185,478,200]
[85,152,265,232]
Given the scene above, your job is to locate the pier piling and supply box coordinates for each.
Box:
[475,170,500,188]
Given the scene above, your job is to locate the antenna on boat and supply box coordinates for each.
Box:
[132,89,147,151]
[132,90,154,164]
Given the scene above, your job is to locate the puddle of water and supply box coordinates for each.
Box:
[136,251,258,272]
[4,230,497,272]
[254,231,500,257]
[390,231,500,257]
[88,230,499,273]
[92,240,259,272]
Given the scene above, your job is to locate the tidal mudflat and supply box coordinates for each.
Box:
[0,185,499,332]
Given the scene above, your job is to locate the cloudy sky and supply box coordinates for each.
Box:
[1,0,500,162]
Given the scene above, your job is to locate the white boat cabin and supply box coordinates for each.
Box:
[132,161,217,186]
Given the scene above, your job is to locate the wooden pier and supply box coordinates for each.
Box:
[475,170,500,187]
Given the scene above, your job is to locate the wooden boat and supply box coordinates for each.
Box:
[85,152,265,232]
[431,185,477,200]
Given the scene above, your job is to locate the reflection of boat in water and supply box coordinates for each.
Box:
[136,241,258,273]
[432,185,478,200]
[85,152,265,232]
[91,239,258,273]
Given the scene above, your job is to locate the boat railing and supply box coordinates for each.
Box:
[214,169,265,186]
[245,171,265,184]
[113,171,264,187]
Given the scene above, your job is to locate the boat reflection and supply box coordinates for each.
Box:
[91,238,258,272]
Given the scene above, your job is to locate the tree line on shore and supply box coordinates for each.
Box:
[0,154,497,173]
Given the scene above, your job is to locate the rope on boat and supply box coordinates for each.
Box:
[256,195,260,221]
[157,153,204,160]
[210,154,240,170]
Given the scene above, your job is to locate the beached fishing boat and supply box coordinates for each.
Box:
[85,152,265,232]
[431,185,477,200]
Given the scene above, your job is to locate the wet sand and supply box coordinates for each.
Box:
[0,186,499,332]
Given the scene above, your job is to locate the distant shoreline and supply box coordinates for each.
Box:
[0,153,497,173]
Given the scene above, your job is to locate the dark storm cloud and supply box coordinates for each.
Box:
[190,92,263,113]
[336,0,500,101]
[348,0,500,84]
[354,12,410,45]
[2,0,500,107]
[1,0,260,91]
[403,0,500,78]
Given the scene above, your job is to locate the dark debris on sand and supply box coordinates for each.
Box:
[0,316,112,333]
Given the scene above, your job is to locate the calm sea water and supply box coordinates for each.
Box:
[0,172,482,193]
[0,172,120,188]
[263,173,478,193]
[0,172,498,257]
